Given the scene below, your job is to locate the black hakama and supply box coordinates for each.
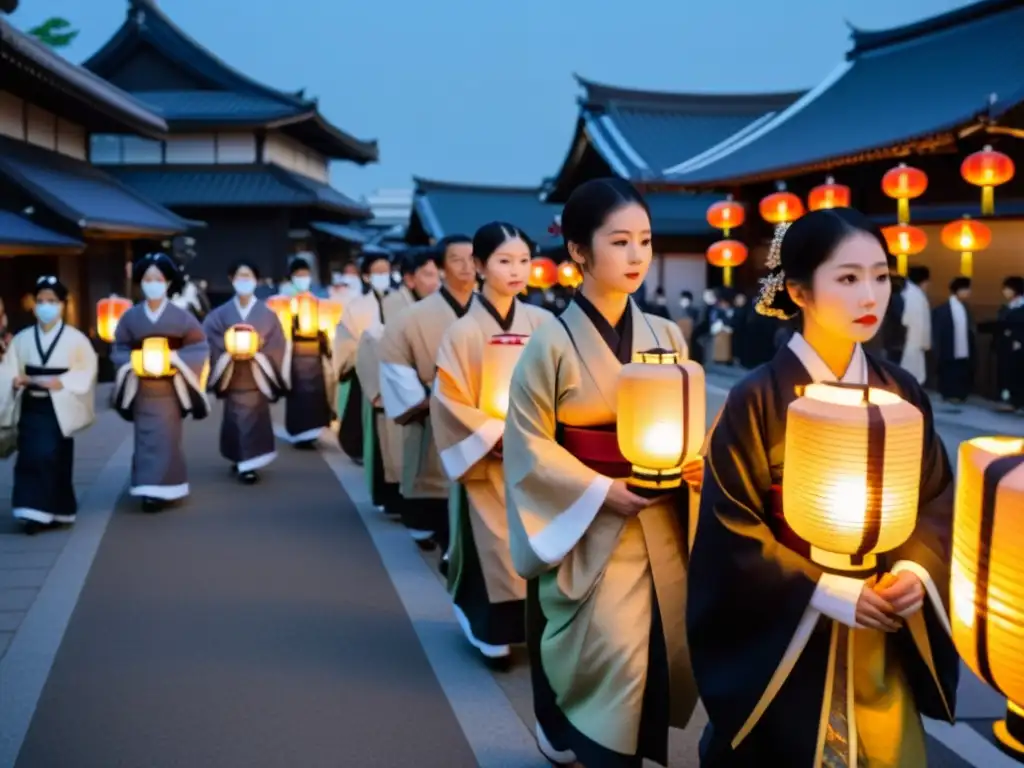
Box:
[284,338,332,444]
[12,392,76,525]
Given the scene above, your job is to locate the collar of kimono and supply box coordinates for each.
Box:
[475,292,516,332]
[439,285,473,319]
[144,299,169,323]
[234,296,256,320]
[572,291,634,365]
[786,331,866,385]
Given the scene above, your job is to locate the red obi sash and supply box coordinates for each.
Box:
[558,423,631,478]
[768,484,811,558]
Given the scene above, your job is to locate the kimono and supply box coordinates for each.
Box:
[282,312,336,445]
[379,287,472,541]
[688,332,959,766]
[431,296,550,655]
[204,299,287,473]
[932,297,975,401]
[333,289,382,460]
[503,296,698,767]
[900,281,931,385]
[111,301,210,501]
[0,322,97,525]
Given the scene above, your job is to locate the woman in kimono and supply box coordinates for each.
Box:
[431,222,551,665]
[688,208,959,766]
[203,260,287,484]
[282,255,335,449]
[111,253,210,513]
[333,245,393,461]
[503,178,701,767]
[0,276,97,534]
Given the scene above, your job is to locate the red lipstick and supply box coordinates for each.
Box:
[624,272,641,280]
[854,314,879,326]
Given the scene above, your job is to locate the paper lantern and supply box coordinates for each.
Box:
[808,176,850,211]
[961,145,1015,216]
[881,225,928,277]
[941,216,991,278]
[616,349,705,496]
[529,258,558,290]
[131,337,172,378]
[951,436,1024,758]
[96,295,131,343]
[783,382,923,572]
[318,298,344,342]
[293,292,319,339]
[706,240,748,288]
[557,261,582,289]
[706,197,745,236]
[882,163,928,225]
[266,295,293,337]
[225,324,259,360]
[478,333,528,420]
[759,189,804,225]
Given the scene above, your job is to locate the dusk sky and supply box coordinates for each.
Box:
[11,0,973,199]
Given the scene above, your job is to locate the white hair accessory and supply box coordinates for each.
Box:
[755,222,796,320]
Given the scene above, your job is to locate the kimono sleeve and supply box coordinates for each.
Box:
[203,308,231,392]
[57,331,98,396]
[378,309,427,424]
[252,310,287,398]
[169,311,211,419]
[430,325,503,483]
[333,299,364,380]
[0,340,19,427]
[354,327,383,404]
[686,377,825,744]
[110,310,135,369]
[502,327,616,580]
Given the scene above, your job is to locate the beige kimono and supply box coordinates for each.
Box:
[503,298,699,764]
[369,287,416,486]
[431,298,550,653]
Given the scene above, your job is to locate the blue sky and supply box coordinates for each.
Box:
[11,0,972,198]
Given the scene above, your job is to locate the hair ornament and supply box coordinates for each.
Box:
[765,222,789,270]
[755,222,795,319]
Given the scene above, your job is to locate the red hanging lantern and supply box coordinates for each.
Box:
[961,145,1015,216]
[528,257,558,290]
[940,216,991,278]
[881,163,928,225]
[759,188,804,225]
[808,176,850,211]
[706,240,748,288]
[96,295,132,343]
[881,225,928,277]
[706,197,745,236]
[557,260,582,289]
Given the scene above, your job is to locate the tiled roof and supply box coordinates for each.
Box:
[107,164,371,219]
[666,0,1024,186]
[0,136,191,237]
[0,209,85,251]
[130,90,302,125]
[311,221,370,244]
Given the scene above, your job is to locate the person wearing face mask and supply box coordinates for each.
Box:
[0,276,98,533]
[280,254,336,448]
[202,260,288,484]
[329,262,364,304]
[110,253,211,513]
[332,245,393,462]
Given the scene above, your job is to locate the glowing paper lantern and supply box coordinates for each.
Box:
[808,176,851,211]
[882,163,928,225]
[706,240,749,288]
[881,224,928,277]
[951,436,1024,759]
[706,197,745,236]
[293,292,319,339]
[96,295,131,343]
[961,145,1015,216]
[556,260,582,289]
[528,258,558,290]
[131,337,172,378]
[759,188,804,225]
[941,216,991,278]
[318,298,344,343]
[266,295,293,337]
[479,333,528,420]
[616,349,705,496]
[783,382,923,572]
[225,324,259,360]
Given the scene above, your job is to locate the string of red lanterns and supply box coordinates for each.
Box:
[705,196,747,286]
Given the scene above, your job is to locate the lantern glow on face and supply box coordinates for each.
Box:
[782,382,922,571]
[951,436,1024,756]
[479,334,527,420]
[616,349,705,494]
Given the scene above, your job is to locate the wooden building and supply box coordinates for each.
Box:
[0,11,191,332]
[663,0,1024,396]
[82,0,378,298]
[543,75,803,300]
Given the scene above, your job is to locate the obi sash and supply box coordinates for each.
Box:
[556,422,631,478]
[129,337,183,351]
[25,364,68,396]
[767,484,811,559]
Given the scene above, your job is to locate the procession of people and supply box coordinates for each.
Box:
[11,177,1024,767]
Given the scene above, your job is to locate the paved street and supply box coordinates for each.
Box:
[0,381,1021,767]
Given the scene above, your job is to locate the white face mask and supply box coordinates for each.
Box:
[331,272,345,287]
[680,298,691,309]
[369,273,391,293]
[142,281,167,301]
[343,275,363,290]
[233,279,256,296]
[292,275,312,292]
[391,270,401,284]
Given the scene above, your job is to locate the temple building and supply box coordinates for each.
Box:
[0,11,190,332]
[82,0,377,295]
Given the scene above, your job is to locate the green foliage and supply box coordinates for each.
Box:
[27,16,78,49]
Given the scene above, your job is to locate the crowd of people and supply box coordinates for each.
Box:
[0,177,982,766]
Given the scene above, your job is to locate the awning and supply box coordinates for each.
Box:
[311,221,368,244]
[0,209,85,254]
[0,136,191,237]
